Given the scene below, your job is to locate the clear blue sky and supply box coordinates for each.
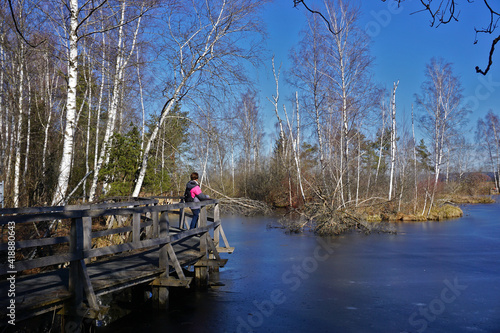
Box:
[256,0,500,147]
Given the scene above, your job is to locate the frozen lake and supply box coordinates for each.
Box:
[100,198,500,333]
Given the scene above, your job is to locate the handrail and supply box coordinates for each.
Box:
[0,199,218,225]
[0,198,159,216]
[0,199,221,276]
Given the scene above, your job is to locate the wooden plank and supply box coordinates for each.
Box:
[79,260,99,310]
[83,238,168,258]
[151,277,192,287]
[216,247,235,254]
[207,237,221,261]
[219,223,231,248]
[166,243,187,281]
[0,236,69,251]
[0,211,82,224]
[92,226,133,238]
[0,253,77,275]
[194,259,228,267]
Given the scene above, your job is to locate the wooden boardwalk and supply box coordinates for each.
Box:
[0,198,233,326]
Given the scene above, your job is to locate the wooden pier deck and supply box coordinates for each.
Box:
[0,198,233,327]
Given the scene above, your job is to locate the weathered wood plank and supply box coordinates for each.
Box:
[0,236,69,251]
[0,253,78,275]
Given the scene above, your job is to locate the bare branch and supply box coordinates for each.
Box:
[476,34,500,75]
[382,0,498,74]
[293,0,341,35]
[7,0,46,48]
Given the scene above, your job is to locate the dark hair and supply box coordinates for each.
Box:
[190,172,199,181]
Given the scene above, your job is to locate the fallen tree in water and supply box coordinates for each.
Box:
[275,199,397,235]
[204,185,271,216]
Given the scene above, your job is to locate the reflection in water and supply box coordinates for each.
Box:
[99,200,500,333]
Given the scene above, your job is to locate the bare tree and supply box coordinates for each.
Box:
[382,0,500,75]
[132,0,267,197]
[388,81,398,201]
[322,0,377,205]
[296,0,500,75]
[416,58,469,215]
[89,0,145,201]
[477,110,500,189]
[288,13,329,191]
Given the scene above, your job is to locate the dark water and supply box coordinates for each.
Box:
[101,199,500,333]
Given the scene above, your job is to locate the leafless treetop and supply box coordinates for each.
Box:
[296,0,500,75]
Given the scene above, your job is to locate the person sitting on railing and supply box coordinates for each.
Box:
[184,172,210,229]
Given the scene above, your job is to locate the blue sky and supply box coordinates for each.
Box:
[256,0,500,146]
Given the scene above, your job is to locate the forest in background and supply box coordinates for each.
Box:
[1,0,499,228]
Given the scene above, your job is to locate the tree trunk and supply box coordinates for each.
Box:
[13,52,24,207]
[52,0,79,206]
[411,105,418,214]
[388,81,398,201]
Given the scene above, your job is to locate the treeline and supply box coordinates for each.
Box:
[0,0,497,216]
[0,0,270,207]
[251,1,497,222]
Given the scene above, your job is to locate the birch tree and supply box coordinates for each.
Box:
[323,0,376,205]
[132,0,267,197]
[288,13,328,189]
[50,0,80,205]
[416,58,469,215]
[388,81,398,201]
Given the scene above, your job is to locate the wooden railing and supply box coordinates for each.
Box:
[0,197,233,314]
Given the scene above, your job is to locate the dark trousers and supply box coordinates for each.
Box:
[190,208,200,229]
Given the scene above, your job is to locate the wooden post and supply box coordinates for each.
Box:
[66,217,84,332]
[195,207,209,288]
[211,203,220,273]
[82,217,91,264]
[179,206,185,229]
[132,212,140,243]
[213,203,220,248]
[152,210,159,238]
[153,211,170,309]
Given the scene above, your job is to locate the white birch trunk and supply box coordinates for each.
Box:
[23,73,31,189]
[356,130,361,206]
[84,52,93,202]
[388,81,398,201]
[6,111,14,189]
[412,105,418,213]
[93,32,107,180]
[375,103,386,183]
[42,53,57,176]
[137,48,146,154]
[132,84,185,197]
[52,0,79,206]
[13,54,24,208]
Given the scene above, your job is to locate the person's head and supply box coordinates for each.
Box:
[190,172,199,181]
